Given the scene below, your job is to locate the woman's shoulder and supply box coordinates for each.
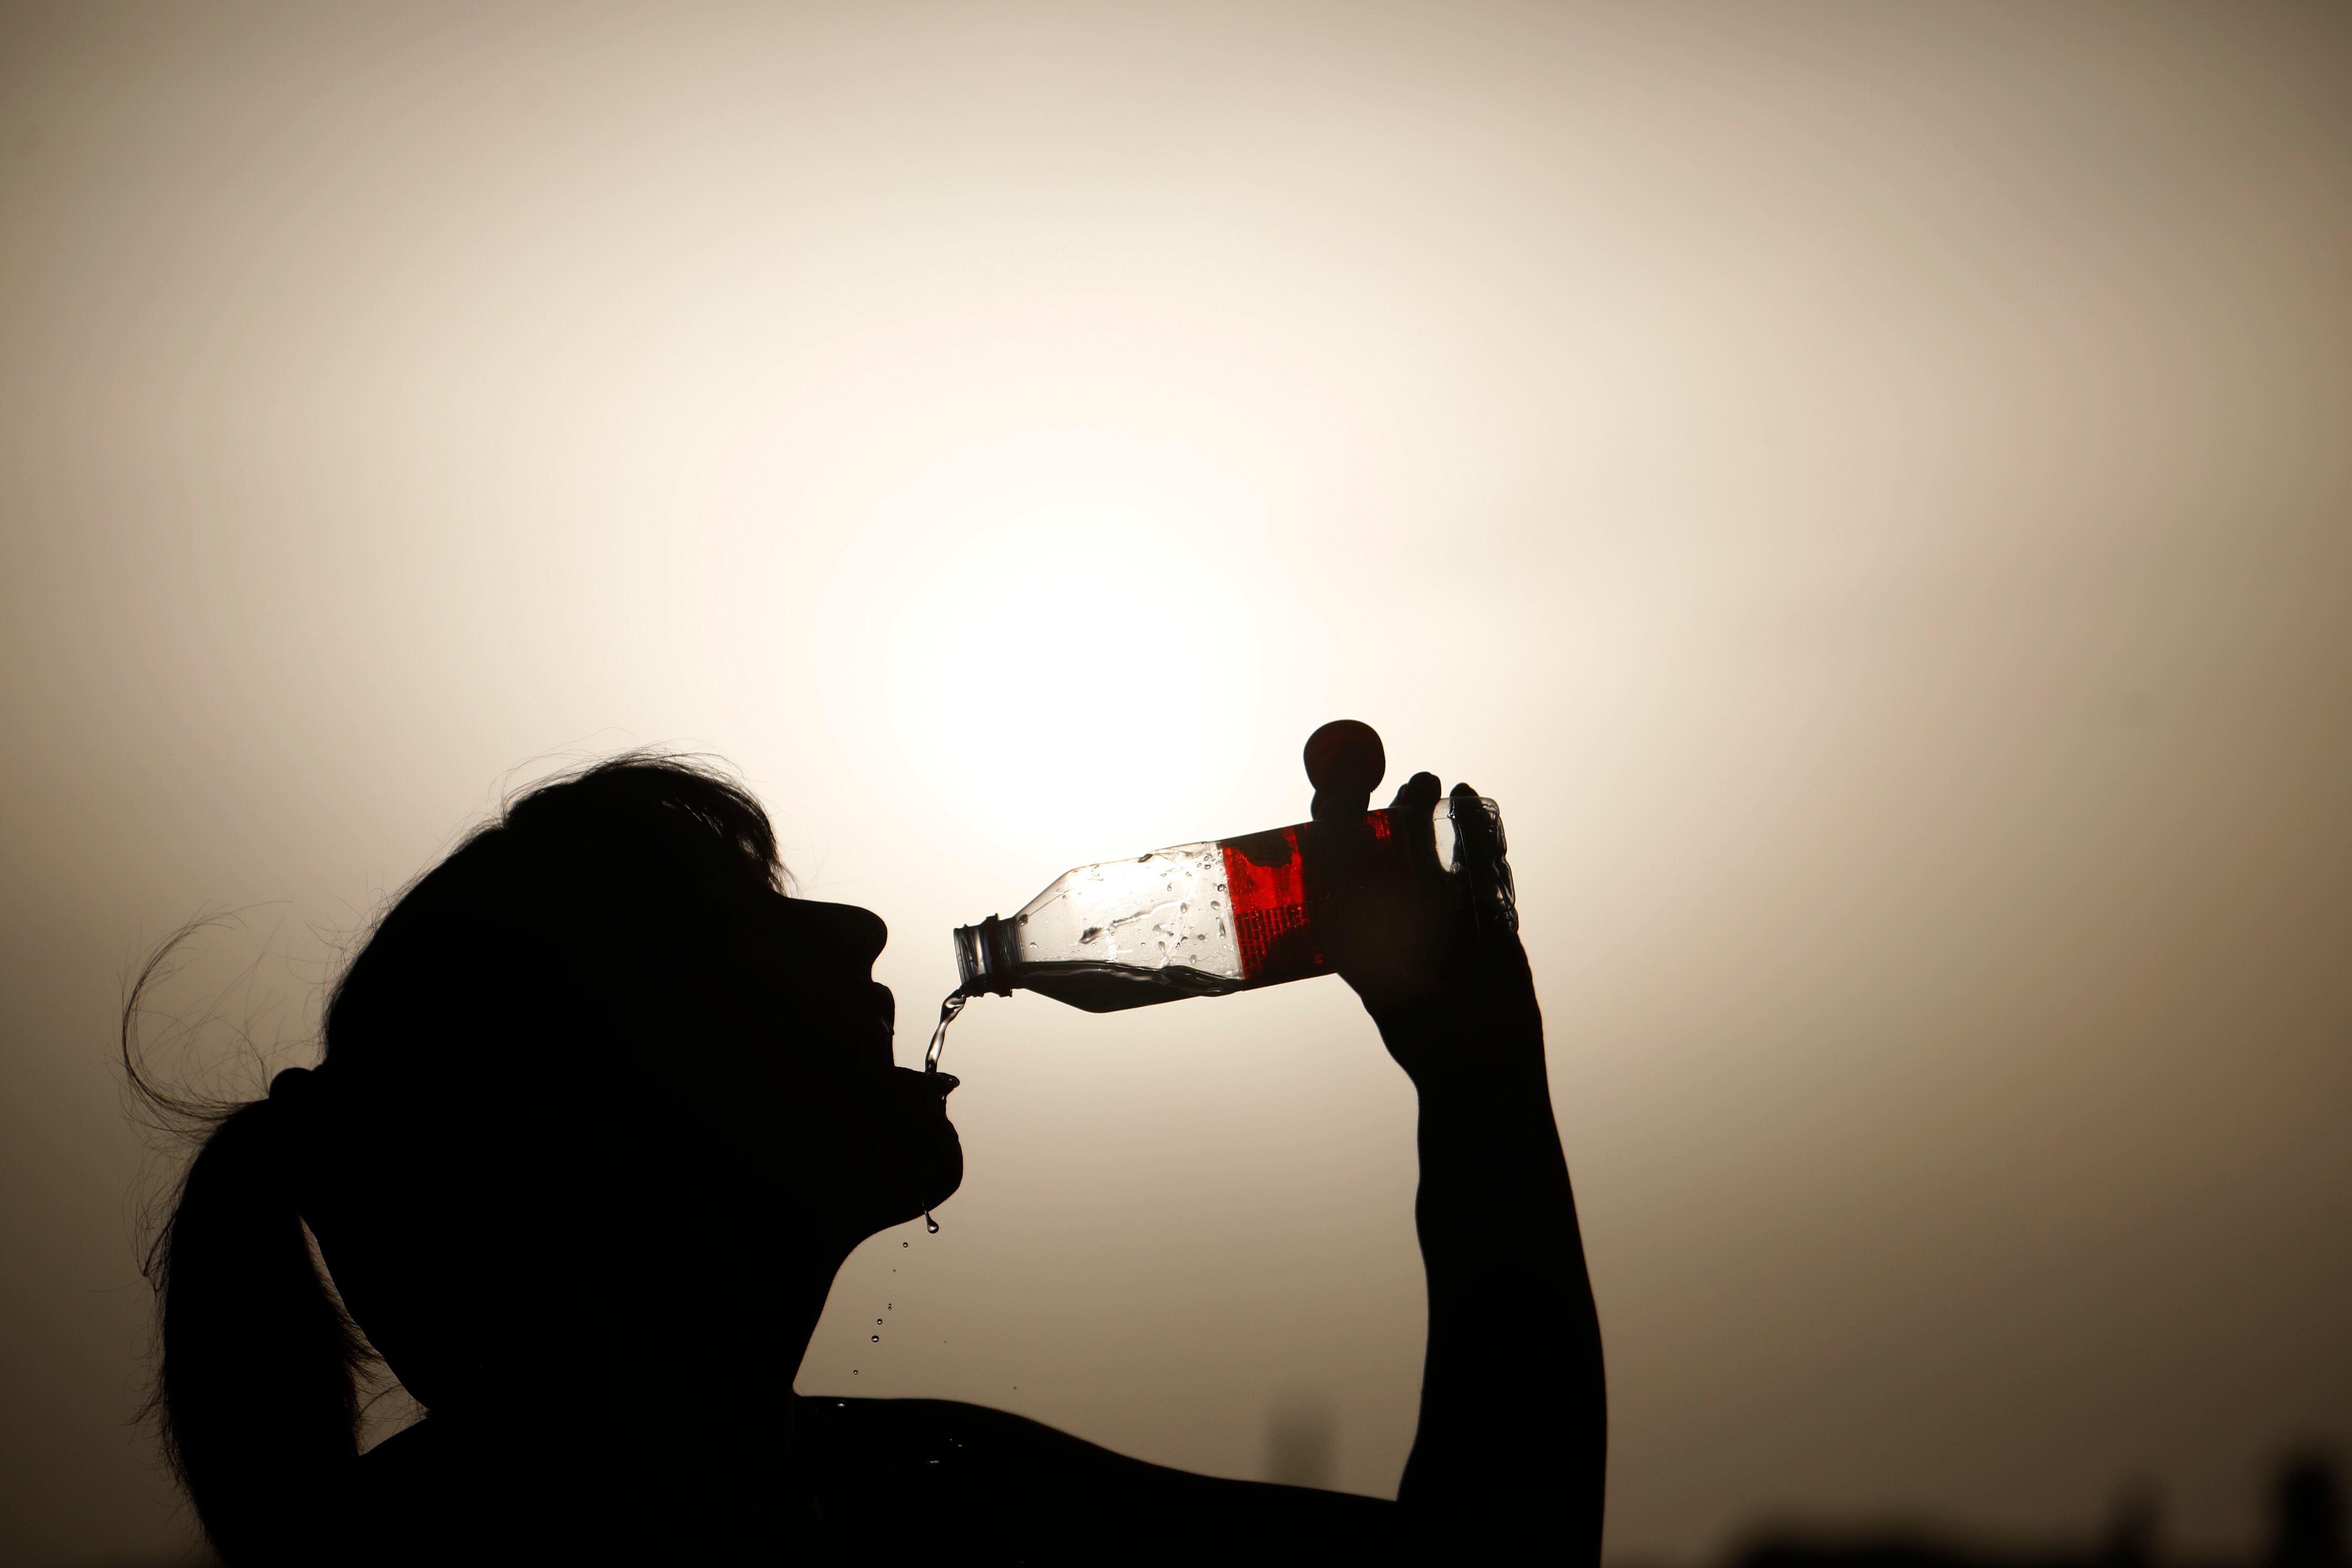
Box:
[302,1400,1403,1564]
[296,1415,625,1565]
[798,1394,1399,1563]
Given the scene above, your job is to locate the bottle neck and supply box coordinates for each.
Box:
[952,914,1017,996]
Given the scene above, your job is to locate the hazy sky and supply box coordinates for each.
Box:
[3,4,2348,1564]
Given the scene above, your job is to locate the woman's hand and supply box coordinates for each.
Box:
[1305,733,1541,1092]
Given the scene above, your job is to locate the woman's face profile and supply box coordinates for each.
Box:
[728,890,963,1248]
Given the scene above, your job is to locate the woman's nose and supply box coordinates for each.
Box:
[805,900,888,968]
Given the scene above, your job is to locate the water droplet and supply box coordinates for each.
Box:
[871,1334,880,1342]
[1079,925,1102,944]
[877,1318,884,1325]
[924,1211,940,1234]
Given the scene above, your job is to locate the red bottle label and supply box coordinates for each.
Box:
[1218,810,1394,984]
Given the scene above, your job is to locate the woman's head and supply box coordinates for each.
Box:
[316,755,957,1363]
[329,757,955,1210]
[131,756,959,1562]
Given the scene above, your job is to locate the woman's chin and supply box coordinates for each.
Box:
[916,1126,964,1213]
[869,1124,962,1233]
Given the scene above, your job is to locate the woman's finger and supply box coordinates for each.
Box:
[1389,771,1443,817]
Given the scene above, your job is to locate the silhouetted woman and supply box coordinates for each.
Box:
[128,743,1604,1564]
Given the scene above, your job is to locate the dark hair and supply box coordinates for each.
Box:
[124,755,785,1566]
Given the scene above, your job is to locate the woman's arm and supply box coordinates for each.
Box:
[816,753,1605,1563]
[1317,768,1607,1562]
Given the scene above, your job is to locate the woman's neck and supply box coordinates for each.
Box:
[537,1234,848,1555]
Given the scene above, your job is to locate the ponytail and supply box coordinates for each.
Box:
[127,935,370,1567]
[146,1093,368,1564]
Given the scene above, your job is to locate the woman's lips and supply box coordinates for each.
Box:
[890,1063,959,1100]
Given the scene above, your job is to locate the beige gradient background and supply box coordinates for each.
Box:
[4,3,2349,1563]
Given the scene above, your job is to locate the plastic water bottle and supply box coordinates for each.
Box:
[948,723,1516,1015]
